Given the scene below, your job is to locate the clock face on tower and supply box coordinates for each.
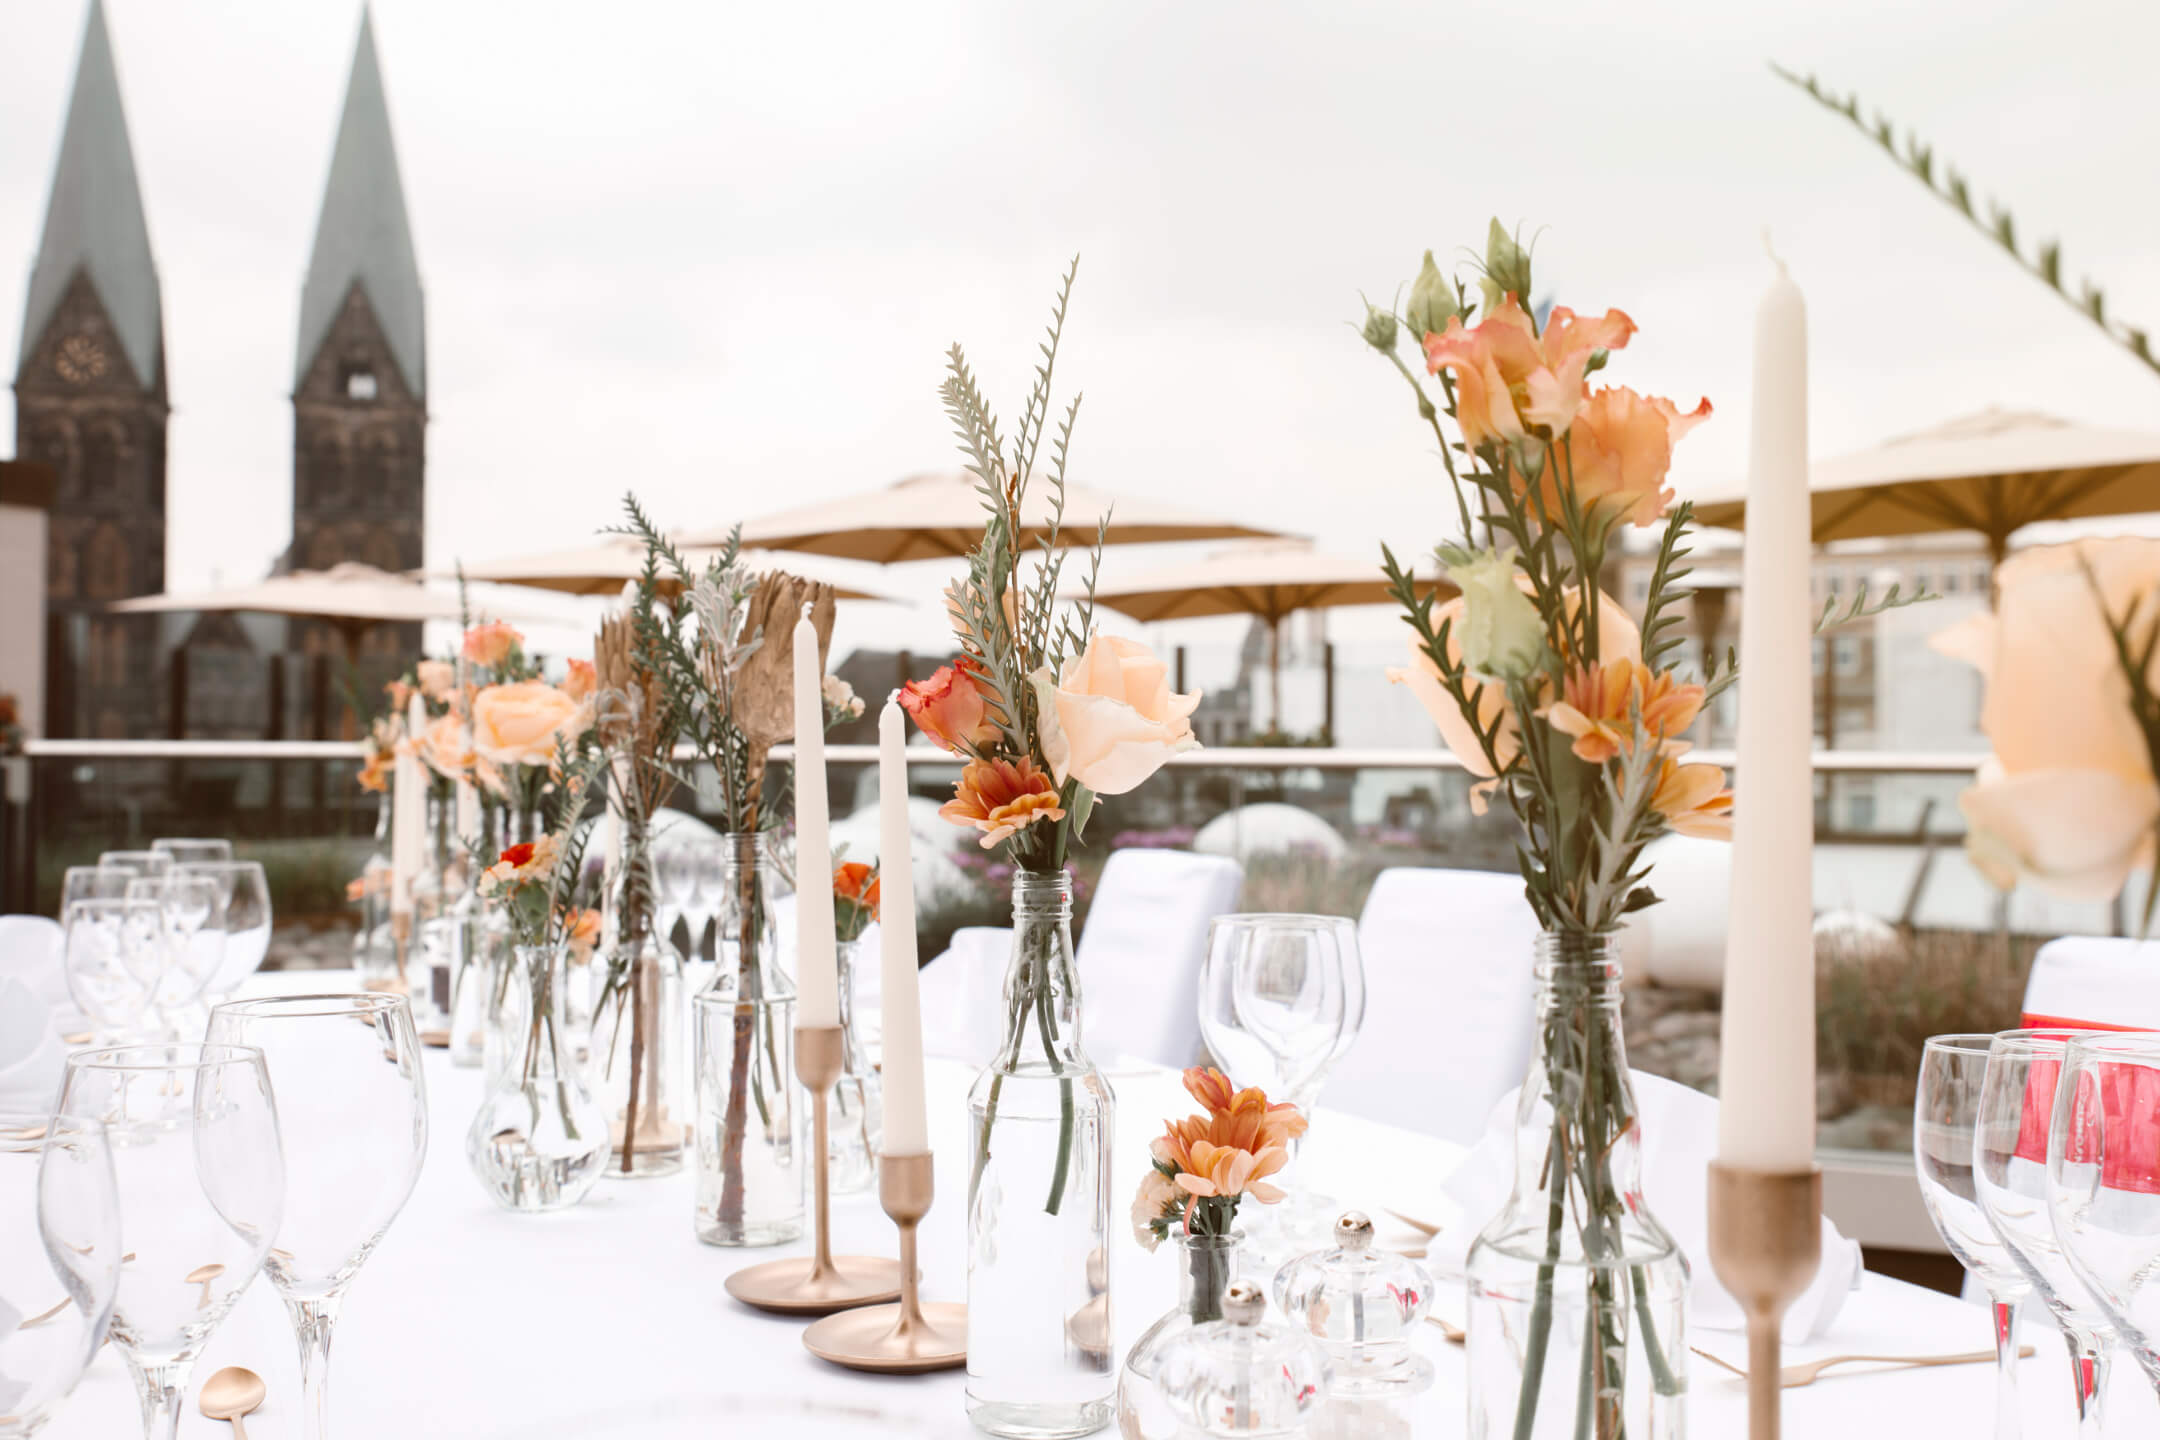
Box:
[54,332,109,385]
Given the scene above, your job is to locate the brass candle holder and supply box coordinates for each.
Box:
[1706,1163,1822,1440]
[802,1151,967,1373]
[725,1025,903,1315]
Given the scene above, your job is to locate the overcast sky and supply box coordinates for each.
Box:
[4,0,2157,666]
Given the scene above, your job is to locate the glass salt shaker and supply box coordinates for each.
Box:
[1157,1281,1331,1437]
[1274,1211,1436,1394]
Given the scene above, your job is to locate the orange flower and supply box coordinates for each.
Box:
[1422,295,1635,452]
[480,833,561,895]
[1182,1065,1238,1114]
[899,657,999,755]
[833,861,880,918]
[939,756,1065,848]
[1153,1089,1308,1173]
[384,678,416,714]
[1651,756,1733,841]
[416,660,457,701]
[1549,385,1713,528]
[564,907,602,949]
[462,621,522,669]
[1545,660,1705,765]
[562,658,597,702]
[414,711,474,782]
[356,749,393,793]
[1173,1140,1289,1205]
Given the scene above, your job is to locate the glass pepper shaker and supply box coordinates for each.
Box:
[1274,1211,1437,1394]
[1157,1281,1331,1437]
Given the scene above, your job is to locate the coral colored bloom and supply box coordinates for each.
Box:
[1182,1066,1238,1115]
[833,860,880,917]
[480,833,560,895]
[414,711,474,782]
[1546,385,1713,528]
[939,756,1065,848]
[899,657,999,755]
[462,621,522,670]
[1546,660,1705,765]
[1422,296,1635,452]
[1172,1139,1289,1205]
[1651,757,1733,841]
[564,907,602,949]
[562,658,597,702]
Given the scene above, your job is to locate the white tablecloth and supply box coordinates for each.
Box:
[42,971,2144,1437]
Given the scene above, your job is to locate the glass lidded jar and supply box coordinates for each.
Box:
[1156,1281,1331,1437]
[1274,1211,1436,1394]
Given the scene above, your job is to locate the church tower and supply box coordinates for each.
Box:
[14,0,168,739]
[290,8,426,660]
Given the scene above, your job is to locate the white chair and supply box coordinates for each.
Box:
[1329,867,1543,1143]
[1074,849,1243,1069]
[2020,935,2160,1029]
[919,926,1014,1061]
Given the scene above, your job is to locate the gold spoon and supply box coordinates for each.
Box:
[184,1263,225,1310]
[198,1366,266,1438]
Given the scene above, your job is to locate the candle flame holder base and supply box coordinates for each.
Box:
[802,1151,966,1373]
[725,1026,903,1316]
[1706,1163,1822,1440]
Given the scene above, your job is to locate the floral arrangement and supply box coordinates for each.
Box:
[833,860,879,943]
[1133,1067,1306,1249]
[467,621,596,817]
[0,693,26,756]
[1933,537,2160,920]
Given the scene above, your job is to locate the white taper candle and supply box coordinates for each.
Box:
[793,605,840,1027]
[878,696,929,1155]
[1715,251,1817,1171]
[390,694,426,916]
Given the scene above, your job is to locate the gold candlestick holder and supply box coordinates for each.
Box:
[1706,1163,1823,1440]
[802,1151,967,1373]
[724,1025,903,1315]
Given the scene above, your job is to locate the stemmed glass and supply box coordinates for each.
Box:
[61,898,168,1045]
[150,838,233,866]
[1917,1034,2032,1439]
[2047,1031,2160,1400]
[124,875,224,1038]
[207,995,428,1439]
[54,1044,284,1440]
[60,864,132,912]
[1976,1028,2118,1438]
[0,1112,122,1437]
[175,861,272,1003]
[97,851,172,883]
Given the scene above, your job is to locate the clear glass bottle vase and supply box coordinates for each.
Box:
[693,831,802,1246]
[966,869,1116,1440]
[352,790,396,989]
[1116,1231,1242,1440]
[465,942,612,1212]
[472,806,544,1082]
[1465,933,1688,1440]
[592,852,687,1179]
[828,935,882,1195]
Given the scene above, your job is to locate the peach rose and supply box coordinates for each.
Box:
[416,660,457,701]
[1032,636,1201,796]
[1543,385,1712,528]
[462,621,522,670]
[1422,296,1635,452]
[899,658,999,755]
[1932,538,2160,900]
[562,658,597,702]
[414,711,473,782]
[471,680,590,768]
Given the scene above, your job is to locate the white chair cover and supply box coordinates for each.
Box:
[919,926,1013,1061]
[1330,867,1542,1143]
[2020,935,2160,1029]
[1075,849,1243,1069]
[0,915,66,1008]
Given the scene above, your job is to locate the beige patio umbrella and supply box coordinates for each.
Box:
[449,536,901,603]
[109,562,479,663]
[686,469,1289,563]
[1690,406,2160,569]
[1081,540,1456,730]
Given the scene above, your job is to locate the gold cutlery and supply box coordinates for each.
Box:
[1385,1208,1440,1236]
[1690,1343,2035,1388]
[198,1365,266,1437]
[16,1297,69,1329]
[184,1263,225,1309]
[1425,1314,1465,1344]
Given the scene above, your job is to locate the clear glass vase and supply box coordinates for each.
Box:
[828,935,883,1196]
[966,869,1116,1439]
[474,806,544,1082]
[592,853,687,1179]
[1116,1231,1242,1440]
[693,831,802,1246]
[352,793,396,989]
[445,800,494,1068]
[465,942,612,1212]
[1465,933,1688,1440]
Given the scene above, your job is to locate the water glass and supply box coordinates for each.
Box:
[0,1113,121,1437]
[1976,1027,2117,1438]
[150,838,233,866]
[55,1044,284,1440]
[125,875,225,1035]
[2048,1031,2160,1400]
[207,994,428,1438]
[61,898,167,1044]
[175,860,273,1000]
[1916,1034,2030,1438]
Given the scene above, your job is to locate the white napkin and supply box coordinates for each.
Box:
[0,977,65,1114]
[1429,1069,1864,1339]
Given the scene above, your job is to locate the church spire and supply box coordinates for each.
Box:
[20,0,163,391]
[296,6,424,398]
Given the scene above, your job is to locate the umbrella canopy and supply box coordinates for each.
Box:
[109,563,474,654]
[449,536,902,603]
[1690,407,2160,566]
[686,469,1289,563]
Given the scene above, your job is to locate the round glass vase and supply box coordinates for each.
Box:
[827,935,883,1195]
[592,878,687,1180]
[693,831,802,1246]
[1116,1230,1243,1440]
[965,868,1117,1440]
[473,806,545,1081]
[465,942,612,1212]
[1465,933,1688,1440]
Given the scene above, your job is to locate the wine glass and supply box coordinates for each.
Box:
[61,898,167,1045]
[1917,1034,2032,1438]
[1976,1027,2118,1438]
[60,864,132,913]
[55,1043,284,1440]
[207,994,428,1439]
[125,875,224,1037]
[0,1112,121,1437]
[150,838,233,866]
[175,861,272,1002]
[2048,1031,2160,1400]
[97,851,172,883]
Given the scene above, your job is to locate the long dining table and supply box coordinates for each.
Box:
[42,969,2129,1438]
